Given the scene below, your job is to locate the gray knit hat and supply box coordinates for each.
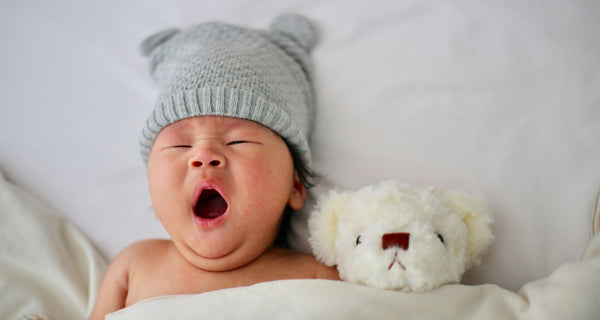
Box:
[139,14,317,166]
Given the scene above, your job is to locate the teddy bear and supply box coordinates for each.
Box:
[308,180,494,292]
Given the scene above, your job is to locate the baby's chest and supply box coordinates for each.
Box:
[126,263,215,306]
[125,262,254,307]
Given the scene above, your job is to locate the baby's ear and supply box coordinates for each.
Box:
[288,173,307,211]
[308,190,353,266]
[444,189,494,269]
[139,28,181,57]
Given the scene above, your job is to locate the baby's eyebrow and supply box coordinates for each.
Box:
[155,132,183,146]
[162,121,190,135]
[224,124,266,136]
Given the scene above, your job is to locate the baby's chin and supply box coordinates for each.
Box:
[177,237,274,272]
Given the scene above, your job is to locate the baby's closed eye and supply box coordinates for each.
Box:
[227,140,249,146]
[227,139,265,147]
[159,144,191,150]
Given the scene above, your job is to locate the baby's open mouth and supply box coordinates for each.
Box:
[194,189,228,219]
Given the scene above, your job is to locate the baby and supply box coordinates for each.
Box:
[89,14,339,319]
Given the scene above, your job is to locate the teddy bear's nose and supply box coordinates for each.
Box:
[382,232,410,250]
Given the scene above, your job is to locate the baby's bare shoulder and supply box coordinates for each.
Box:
[88,240,172,318]
[123,238,171,254]
[107,239,171,273]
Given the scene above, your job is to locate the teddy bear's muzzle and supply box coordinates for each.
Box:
[382,232,410,250]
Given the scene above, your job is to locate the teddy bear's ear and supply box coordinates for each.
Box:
[308,190,353,266]
[444,189,494,269]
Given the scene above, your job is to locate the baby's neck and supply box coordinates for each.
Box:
[125,240,330,307]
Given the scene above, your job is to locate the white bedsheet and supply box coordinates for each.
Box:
[0,169,106,320]
[1,0,599,308]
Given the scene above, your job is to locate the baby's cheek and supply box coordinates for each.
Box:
[249,159,294,191]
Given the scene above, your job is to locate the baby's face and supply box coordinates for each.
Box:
[147,116,306,271]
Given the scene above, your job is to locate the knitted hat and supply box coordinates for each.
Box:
[139,14,317,166]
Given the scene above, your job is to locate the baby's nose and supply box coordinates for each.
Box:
[189,147,226,169]
[190,159,224,168]
[382,232,410,250]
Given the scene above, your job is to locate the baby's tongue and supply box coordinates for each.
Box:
[195,191,228,219]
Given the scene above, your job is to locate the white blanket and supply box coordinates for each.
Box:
[109,237,600,320]
[0,169,106,320]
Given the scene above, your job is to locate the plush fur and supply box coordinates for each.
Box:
[308,180,494,292]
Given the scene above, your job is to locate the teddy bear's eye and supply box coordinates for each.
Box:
[356,235,362,246]
[436,232,445,244]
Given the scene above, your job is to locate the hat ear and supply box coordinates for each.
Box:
[270,13,317,51]
[308,190,353,266]
[139,28,181,57]
[444,189,494,269]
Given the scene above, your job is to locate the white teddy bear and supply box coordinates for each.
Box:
[308,180,494,292]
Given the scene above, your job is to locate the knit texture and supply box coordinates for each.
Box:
[139,14,317,166]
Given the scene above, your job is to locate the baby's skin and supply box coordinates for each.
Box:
[88,117,339,319]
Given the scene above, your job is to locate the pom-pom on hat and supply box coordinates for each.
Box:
[139,14,317,166]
